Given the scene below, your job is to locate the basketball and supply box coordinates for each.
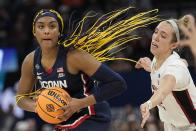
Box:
[36,87,71,124]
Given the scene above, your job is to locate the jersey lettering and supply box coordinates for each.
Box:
[40,80,67,88]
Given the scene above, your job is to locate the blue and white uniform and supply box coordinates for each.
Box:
[33,46,111,131]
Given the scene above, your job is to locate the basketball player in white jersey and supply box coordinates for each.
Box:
[135,19,196,131]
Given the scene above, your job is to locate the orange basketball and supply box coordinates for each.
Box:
[36,87,71,124]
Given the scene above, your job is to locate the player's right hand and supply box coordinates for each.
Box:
[140,103,150,128]
[56,98,82,121]
[135,57,151,72]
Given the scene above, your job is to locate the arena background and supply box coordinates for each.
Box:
[0,0,196,130]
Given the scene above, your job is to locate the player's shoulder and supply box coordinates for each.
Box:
[166,58,187,68]
[67,48,90,61]
[24,50,35,61]
[165,52,187,68]
[22,50,36,66]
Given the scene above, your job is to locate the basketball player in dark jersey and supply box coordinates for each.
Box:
[16,9,127,131]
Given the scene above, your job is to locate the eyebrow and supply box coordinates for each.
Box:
[36,21,58,24]
[155,27,168,36]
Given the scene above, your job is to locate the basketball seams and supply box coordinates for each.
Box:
[37,101,56,119]
[36,87,71,124]
[39,94,65,108]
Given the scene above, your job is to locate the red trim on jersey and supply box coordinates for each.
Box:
[55,115,91,129]
[46,68,53,74]
[185,90,196,125]
[185,90,196,110]
[55,74,96,130]
[172,90,193,124]
[82,74,96,115]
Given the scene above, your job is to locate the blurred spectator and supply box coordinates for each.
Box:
[14,121,29,131]
[0,81,24,118]
[145,122,158,131]
[14,118,37,131]
[41,124,53,131]
[0,7,11,45]
[117,121,131,131]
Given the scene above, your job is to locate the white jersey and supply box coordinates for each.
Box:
[151,52,196,128]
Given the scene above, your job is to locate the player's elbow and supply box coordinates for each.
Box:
[115,75,127,94]
[118,77,127,93]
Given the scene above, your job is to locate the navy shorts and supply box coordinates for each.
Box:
[54,119,111,131]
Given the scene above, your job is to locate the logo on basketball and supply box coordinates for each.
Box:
[46,104,55,112]
[48,90,66,105]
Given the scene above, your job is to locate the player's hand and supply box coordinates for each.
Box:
[32,88,45,101]
[135,57,151,72]
[180,15,196,50]
[56,98,83,121]
[140,102,150,128]
[33,89,45,113]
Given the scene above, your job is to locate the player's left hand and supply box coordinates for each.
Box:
[140,102,150,128]
[56,98,83,121]
[180,15,196,49]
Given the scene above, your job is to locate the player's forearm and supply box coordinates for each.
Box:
[190,47,196,64]
[190,45,196,56]
[148,75,176,109]
[80,95,96,109]
[148,91,166,109]
[17,97,36,112]
[91,64,127,102]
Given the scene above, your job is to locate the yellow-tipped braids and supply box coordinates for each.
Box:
[59,7,161,63]
[15,88,43,105]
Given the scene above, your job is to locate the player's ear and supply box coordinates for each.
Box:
[33,27,36,36]
[170,42,178,50]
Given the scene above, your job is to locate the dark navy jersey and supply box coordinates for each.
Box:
[33,45,111,129]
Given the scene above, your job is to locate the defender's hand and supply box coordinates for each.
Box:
[140,103,150,128]
[135,57,152,72]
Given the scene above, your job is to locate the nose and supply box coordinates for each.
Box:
[153,33,159,42]
[44,27,50,35]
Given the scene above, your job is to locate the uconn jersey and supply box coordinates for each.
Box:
[33,46,111,129]
[151,52,196,128]
[34,47,68,89]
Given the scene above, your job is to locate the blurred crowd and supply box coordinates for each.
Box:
[0,0,196,130]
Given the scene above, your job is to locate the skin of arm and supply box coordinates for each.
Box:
[57,49,101,120]
[16,52,37,112]
[140,74,176,128]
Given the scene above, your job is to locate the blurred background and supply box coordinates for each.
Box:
[0,0,196,131]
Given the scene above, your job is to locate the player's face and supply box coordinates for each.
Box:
[34,16,60,49]
[150,21,177,57]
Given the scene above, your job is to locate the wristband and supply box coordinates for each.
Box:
[146,100,152,110]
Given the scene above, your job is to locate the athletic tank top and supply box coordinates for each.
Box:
[151,52,196,127]
[33,46,111,129]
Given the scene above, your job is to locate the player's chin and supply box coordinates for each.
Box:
[150,48,158,56]
[42,41,57,48]
[42,40,53,45]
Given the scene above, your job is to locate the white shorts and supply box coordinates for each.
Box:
[164,123,196,131]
